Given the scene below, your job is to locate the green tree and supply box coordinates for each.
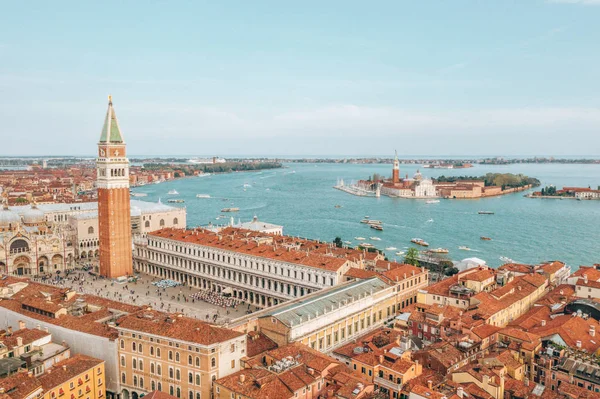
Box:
[15,197,28,204]
[404,247,420,266]
[333,237,343,248]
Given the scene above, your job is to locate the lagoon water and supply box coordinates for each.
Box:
[132,163,600,269]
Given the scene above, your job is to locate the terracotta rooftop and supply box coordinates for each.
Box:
[38,354,103,391]
[116,309,243,346]
[149,227,351,272]
[0,328,50,348]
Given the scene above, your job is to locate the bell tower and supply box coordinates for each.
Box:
[392,150,400,184]
[96,96,133,278]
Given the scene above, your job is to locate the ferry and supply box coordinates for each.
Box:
[385,247,397,251]
[370,237,382,241]
[426,199,440,204]
[370,225,383,231]
[411,238,429,247]
[355,237,366,241]
[429,248,449,254]
[196,194,211,198]
[168,190,179,195]
[221,207,240,212]
[168,199,185,203]
[458,246,471,251]
[480,236,492,241]
[478,211,494,215]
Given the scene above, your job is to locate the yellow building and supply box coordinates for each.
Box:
[452,364,505,399]
[115,310,246,399]
[39,354,106,399]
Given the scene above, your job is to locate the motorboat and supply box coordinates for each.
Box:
[196,194,211,198]
[360,219,370,224]
[385,247,398,251]
[478,211,494,215]
[221,208,240,212]
[334,204,342,208]
[367,220,382,225]
[459,246,471,251]
[370,237,382,241]
[168,189,179,195]
[370,225,383,231]
[355,237,366,241]
[359,243,375,248]
[395,251,405,256]
[131,193,147,197]
[343,241,352,245]
[480,236,492,241]
[429,248,449,254]
[426,199,440,204]
[411,238,429,247]
[168,199,184,203]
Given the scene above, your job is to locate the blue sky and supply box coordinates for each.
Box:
[1,0,599,156]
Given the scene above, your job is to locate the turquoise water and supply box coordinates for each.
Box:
[132,163,600,269]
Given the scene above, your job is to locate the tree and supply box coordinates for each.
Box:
[404,247,420,266]
[444,267,459,276]
[333,237,343,248]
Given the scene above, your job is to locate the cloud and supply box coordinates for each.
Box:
[547,0,600,5]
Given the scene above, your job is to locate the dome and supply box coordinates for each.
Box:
[130,206,142,217]
[22,204,45,224]
[0,207,21,228]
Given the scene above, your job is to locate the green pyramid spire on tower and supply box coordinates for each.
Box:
[99,95,125,143]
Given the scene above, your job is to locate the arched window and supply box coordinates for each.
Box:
[196,393,200,399]
[211,357,216,368]
[151,381,156,391]
[139,343,143,353]
[120,356,125,367]
[195,357,200,367]
[145,221,150,228]
[120,340,124,349]
[139,378,144,388]
[176,388,181,398]
[169,368,174,379]
[188,372,193,384]
[157,365,162,376]
[176,369,180,380]
[88,226,94,234]
[132,359,137,369]
[150,347,154,356]
[195,374,200,385]
[150,363,155,374]
[168,351,173,360]
[189,391,193,399]
[188,355,192,365]
[160,219,165,227]
[132,342,136,352]
[133,376,137,387]
[139,360,144,371]
[175,352,180,362]
[173,218,178,225]
[121,373,126,384]
[158,382,162,392]
[156,348,161,357]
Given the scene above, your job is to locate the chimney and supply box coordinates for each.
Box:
[17,337,23,347]
[44,327,49,333]
[7,326,12,335]
[591,326,597,337]
[584,274,588,284]
[427,380,432,390]
[27,371,33,377]
[307,368,314,375]
[18,320,26,330]
[379,355,384,364]
[62,365,67,371]
[541,320,546,327]
[456,387,464,398]
[36,324,41,330]
[239,374,245,383]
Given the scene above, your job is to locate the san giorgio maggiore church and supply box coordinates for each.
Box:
[0,97,185,277]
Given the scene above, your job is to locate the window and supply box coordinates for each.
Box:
[139,360,144,371]
[121,374,126,384]
[145,221,150,228]
[174,218,179,225]
[169,351,173,360]
[139,378,144,389]
[169,367,174,378]
[139,344,143,353]
[152,381,156,391]
[177,388,181,398]
[160,219,165,227]
[132,359,137,369]
[176,352,180,362]
[150,347,154,356]
[195,357,200,367]
[189,373,193,384]
[88,226,94,234]
[231,360,235,369]
[176,369,181,380]
[188,355,193,365]
[157,365,162,375]
[158,383,162,392]
[195,374,200,385]
[211,358,216,368]
[132,342,136,352]
[151,363,155,374]
[120,356,125,367]
[157,348,161,357]
[120,340,124,349]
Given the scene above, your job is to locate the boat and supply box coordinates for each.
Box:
[426,199,440,204]
[130,193,148,197]
[370,225,383,231]
[197,173,212,178]
[167,190,179,195]
[367,220,382,225]
[221,208,240,212]
[370,237,382,241]
[395,251,405,256]
[478,211,494,215]
[480,236,492,241]
[355,237,366,241]
[500,256,514,264]
[360,219,370,224]
[343,241,352,245]
[411,238,429,247]
[359,243,375,248]
[426,219,434,223]
[334,205,342,208]
[196,194,211,198]
[385,247,397,251]
[168,199,185,203]
[429,248,449,254]
[458,246,471,251]
[364,216,370,219]
[243,183,252,188]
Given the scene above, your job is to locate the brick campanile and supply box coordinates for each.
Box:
[392,150,400,184]
[96,96,133,278]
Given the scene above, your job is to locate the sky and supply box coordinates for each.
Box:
[1,0,599,157]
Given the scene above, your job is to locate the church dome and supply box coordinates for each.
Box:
[22,204,45,224]
[0,206,21,228]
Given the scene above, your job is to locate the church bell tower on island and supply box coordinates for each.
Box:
[96,96,133,278]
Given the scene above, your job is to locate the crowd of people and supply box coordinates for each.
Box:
[189,289,242,309]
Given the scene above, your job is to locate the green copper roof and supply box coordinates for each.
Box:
[99,97,125,143]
